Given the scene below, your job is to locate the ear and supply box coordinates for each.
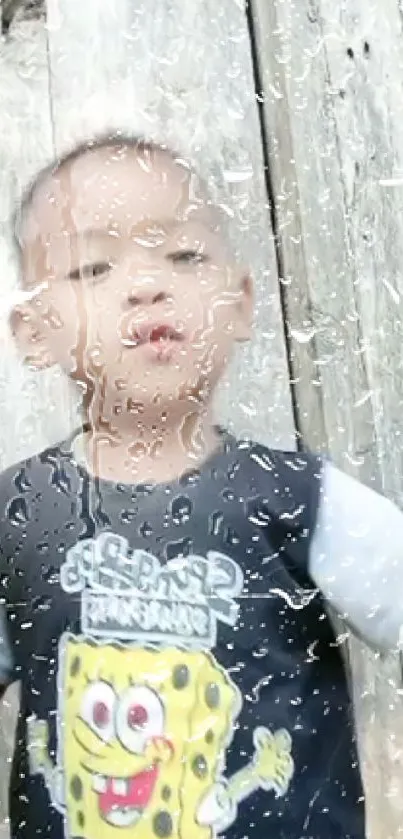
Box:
[235,274,254,342]
[9,303,54,370]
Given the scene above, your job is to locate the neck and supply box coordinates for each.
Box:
[78,393,221,484]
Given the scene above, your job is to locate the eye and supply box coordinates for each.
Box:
[116,686,164,754]
[67,261,114,282]
[167,250,208,266]
[80,681,116,742]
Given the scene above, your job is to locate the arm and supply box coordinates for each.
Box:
[309,462,403,652]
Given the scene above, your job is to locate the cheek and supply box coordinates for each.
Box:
[201,290,238,335]
[65,287,114,342]
[40,289,80,347]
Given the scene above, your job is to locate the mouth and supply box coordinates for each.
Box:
[119,319,185,350]
[93,765,159,827]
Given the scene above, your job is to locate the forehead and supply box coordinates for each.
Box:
[22,145,216,244]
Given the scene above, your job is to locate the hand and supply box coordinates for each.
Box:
[252,727,294,796]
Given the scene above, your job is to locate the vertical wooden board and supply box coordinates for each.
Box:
[0,21,79,468]
[250,1,403,836]
[248,0,377,469]
[44,0,296,448]
[0,22,53,832]
[0,22,52,834]
[317,5,403,834]
[0,18,78,833]
[316,0,403,500]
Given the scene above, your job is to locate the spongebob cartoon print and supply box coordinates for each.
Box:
[27,532,294,839]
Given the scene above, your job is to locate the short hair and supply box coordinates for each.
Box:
[12,132,229,265]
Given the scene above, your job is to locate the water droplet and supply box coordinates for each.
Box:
[225,527,240,546]
[51,466,71,495]
[209,511,223,537]
[14,469,32,494]
[227,461,240,480]
[252,644,269,658]
[165,537,193,561]
[42,565,59,585]
[120,508,135,525]
[139,521,153,538]
[223,167,253,183]
[32,595,52,613]
[171,495,192,524]
[289,325,317,344]
[136,484,153,497]
[7,497,30,526]
[87,344,103,371]
[36,541,49,555]
[221,489,235,502]
[180,469,200,487]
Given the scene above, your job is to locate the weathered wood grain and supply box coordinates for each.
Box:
[249,1,403,836]
[0,20,78,465]
[0,18,78,832]
[0,19,56,830]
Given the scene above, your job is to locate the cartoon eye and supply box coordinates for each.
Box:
[80,681,116,742]
[116,686,164,754]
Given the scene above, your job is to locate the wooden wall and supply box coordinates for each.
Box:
[250,1,403,836]
[1,1,403,837]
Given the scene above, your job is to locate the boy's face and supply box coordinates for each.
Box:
[16,146,252,413]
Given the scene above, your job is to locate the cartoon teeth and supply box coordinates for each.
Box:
[112,779,128,796]
[92,775,130,795]
[92,774,107,793]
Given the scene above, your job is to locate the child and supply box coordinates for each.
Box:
[0,134,402,839]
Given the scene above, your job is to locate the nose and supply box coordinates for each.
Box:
[125,274,171,308]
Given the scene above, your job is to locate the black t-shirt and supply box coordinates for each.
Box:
[0,433,365,839]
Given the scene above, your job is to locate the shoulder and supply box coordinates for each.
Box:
[244,440,322,480]
[0,438,75,521]
[235,438,323,501]
[231,438,324,537]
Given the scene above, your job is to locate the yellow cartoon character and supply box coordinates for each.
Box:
[27,634,294,839]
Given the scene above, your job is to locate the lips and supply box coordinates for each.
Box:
[119,318,184,349]
[93,765,159,827]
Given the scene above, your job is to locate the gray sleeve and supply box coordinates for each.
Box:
[0,604,14,684]
[309,461,403,652]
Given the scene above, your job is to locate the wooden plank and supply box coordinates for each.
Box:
[0,18,77,833]
[0,19,79,465]
[44,0,296,449]
[249,1,403,836]
[0,18,54,832]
